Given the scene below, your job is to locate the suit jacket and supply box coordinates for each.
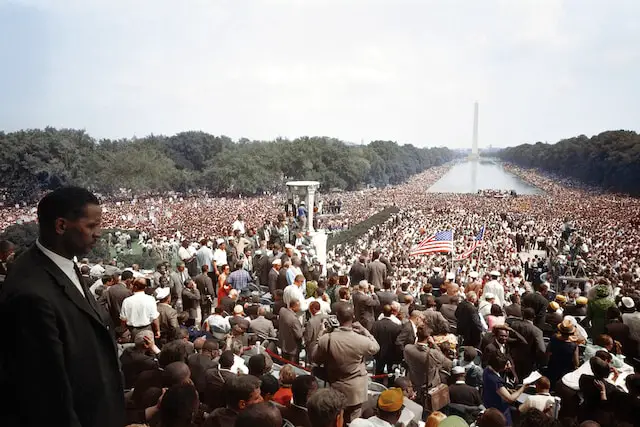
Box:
[280,404,311,427]
[314,327,380,406]
[120,347,158,389]
[352,291,379,330]
[368,260,387,289]
[268,268,279,295]
[188,352,217,395]
[564,304,587,317]
[423,309,450,335]
[250,315,277,339]
[375,290,398,318]
[170,270,190,301]
[100,282,133,327]
[203,367,236,410]
[404,343,452,389]
[396,320,417,349]
[277,268,289,291]
[279,307,304,355]
[440,303,458,330]
[522,292,549,329]
[504,303,522,318]
[182,287,201,319]
[0,246,125,427]
[435,294,453,310]
[371,317,402,363]
[195,273,215,297]
[157,302,179,338]
[455,301,483,347]
[303,313,327,363]
[508,318,546,379]
[349,262,368,286]
[449,382,483,407]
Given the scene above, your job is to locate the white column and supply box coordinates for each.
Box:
[306,186,317,232]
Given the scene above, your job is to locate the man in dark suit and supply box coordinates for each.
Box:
[455,291,484,348]
[303,301,327,364]
[195,264,215,319]
[280,375,317,427]
[504,293,522,318]
[508,308,546,380]
[396,310,422,349]
[449,366,482,407]
[0,187,125,427]
[188,339,219,396]
[371,305,402,378]
[279,298,304,363]
[268,259,281,296]
[100,269,134,327]
[352,280,379,331]
[349,256,368,287]
[375,278,398,316]
[522,284,551,329]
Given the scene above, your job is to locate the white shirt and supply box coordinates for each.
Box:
[120,291,159,327]
[519,393,554,413]
[89,278,104,298]
[36,240,85,298]
[231,354,248,374]
[232,220,246,234]
[377,313,402,325]
[283,284,309,312]
[178,246,192,262]
[213,249,228,267]
[484,280,505,306]
[205,314,231,338]
[315,297,331,315]
[196,246,214,270]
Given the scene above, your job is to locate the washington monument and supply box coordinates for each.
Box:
[470,101,479,159]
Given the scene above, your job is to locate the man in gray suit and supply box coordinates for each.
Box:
[268,259,281,296]
[251,306,276,339]
[170,261,190,311]
[352,280,379,331]
[367,251,387,289]
[304,301,327,364]
[404,325,453,398]
[279,298,304,363]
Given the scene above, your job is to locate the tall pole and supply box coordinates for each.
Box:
[472,102,479,157]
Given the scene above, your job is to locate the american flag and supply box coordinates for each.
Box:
[454,226,485,261]
[410,229,455,256]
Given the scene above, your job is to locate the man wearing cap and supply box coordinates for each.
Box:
[352,280,379,331]
[449,366,482,408]
[428,267,444,296]
[565,296,588,317]
[621,296,640,355]
[484,271,505,307]
[349,388,406,427]
[478,292,496,318]
[156,286,179,342]
[267,258,282,296]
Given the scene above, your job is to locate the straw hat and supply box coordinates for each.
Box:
[558,318,576,335]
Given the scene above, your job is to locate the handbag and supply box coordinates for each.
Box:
[422,347,450,412]
[312,333,331,382]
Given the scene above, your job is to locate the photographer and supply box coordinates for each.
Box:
[314,303,380,423]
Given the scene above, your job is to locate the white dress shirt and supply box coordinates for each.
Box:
[36,240,85,298]
[231,354,249,374]
[120,291,159,327]
[283,284,309,312]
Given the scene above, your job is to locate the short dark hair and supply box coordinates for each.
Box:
[260,374,279,396]
[202,339,219,354]
[478,408,506,427]
[589,356,610,379]
[488,352,508,372]
[248,354,267,377]
[490,304,503,317]
[219,350,235,369]
[307,388,346,427]
[463,346,477,362]
[162,362,191,386]
[523,307,535,321]
[121,270,134,281]
[235,402,282,427]
[37,187,99,234]
[159,384,198,426]
[292,375,318,406]
[158,340,190,367]
[225,375,261,409]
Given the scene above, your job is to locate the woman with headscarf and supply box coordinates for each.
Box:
[588,284,615,338]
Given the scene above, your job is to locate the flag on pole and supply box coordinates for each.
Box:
[410,229,454,256]
[454,226,485,261]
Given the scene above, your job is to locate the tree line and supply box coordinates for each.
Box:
[498,130,640,195]
[0,128,455,204]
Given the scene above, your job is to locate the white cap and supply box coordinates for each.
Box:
[272,259,282,266]
[469,271,479,279]
[446,272,455,281]
[490,270,500,277]
[233,305,245,315]
[452,366,465,375]
[285,244,295,250]
[432,267,442,273]
[621,296,635,309]
[216,238,225,245]
[155,287,170,300]
[484,292,495,300]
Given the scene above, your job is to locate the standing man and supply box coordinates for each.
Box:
[367,251,387,289]
[352,280,379,331]
[455,291,484,348]
[195,264,215,320]
[279,298,305,363]
[268,258,282,296]
[314,304,380,422]
[0,187,125,427]
[121,278,161,339]
[100,269,133,327]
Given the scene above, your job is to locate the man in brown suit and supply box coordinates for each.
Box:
[352,280,380,331]
[403,325,452,396]
[279,298,304,363]
[314,303,380,422]
[367,251,387,289]
[156,287,179,342]
[100,269,133,327]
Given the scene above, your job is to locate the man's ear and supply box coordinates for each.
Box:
[238,400,246,410]
[55,218,67,235]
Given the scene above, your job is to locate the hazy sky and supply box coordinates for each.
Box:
[1,0,639,148]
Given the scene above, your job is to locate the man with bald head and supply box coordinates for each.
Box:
[250,306,276,339]
[314,303,380,422]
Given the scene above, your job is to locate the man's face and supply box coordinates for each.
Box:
[159,265,166,274]
[240,388,263,409]
[177,265,185,272]
[496,330,509,345]
[60,204,102,256]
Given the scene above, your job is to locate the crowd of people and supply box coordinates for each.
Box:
[1,161,640,427]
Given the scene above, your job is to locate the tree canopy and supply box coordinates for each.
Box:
[498,130,640,195]
[0,128,454,203]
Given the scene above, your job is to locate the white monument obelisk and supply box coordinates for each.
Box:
[471,101,479,159]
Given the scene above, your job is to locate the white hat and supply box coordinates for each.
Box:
[155,287,170,300]
[432,267,442,273]
[490,270,500,277]
[484,292,495,300]
[621,296,635,309]
[233,305,245,315]
[469,271,479,279]
[216,238,225,245]
[285,243,295,250]
[452,366,465,375]
[300,201,305,205]
[272,258,282,265]
[446,272,455,281]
